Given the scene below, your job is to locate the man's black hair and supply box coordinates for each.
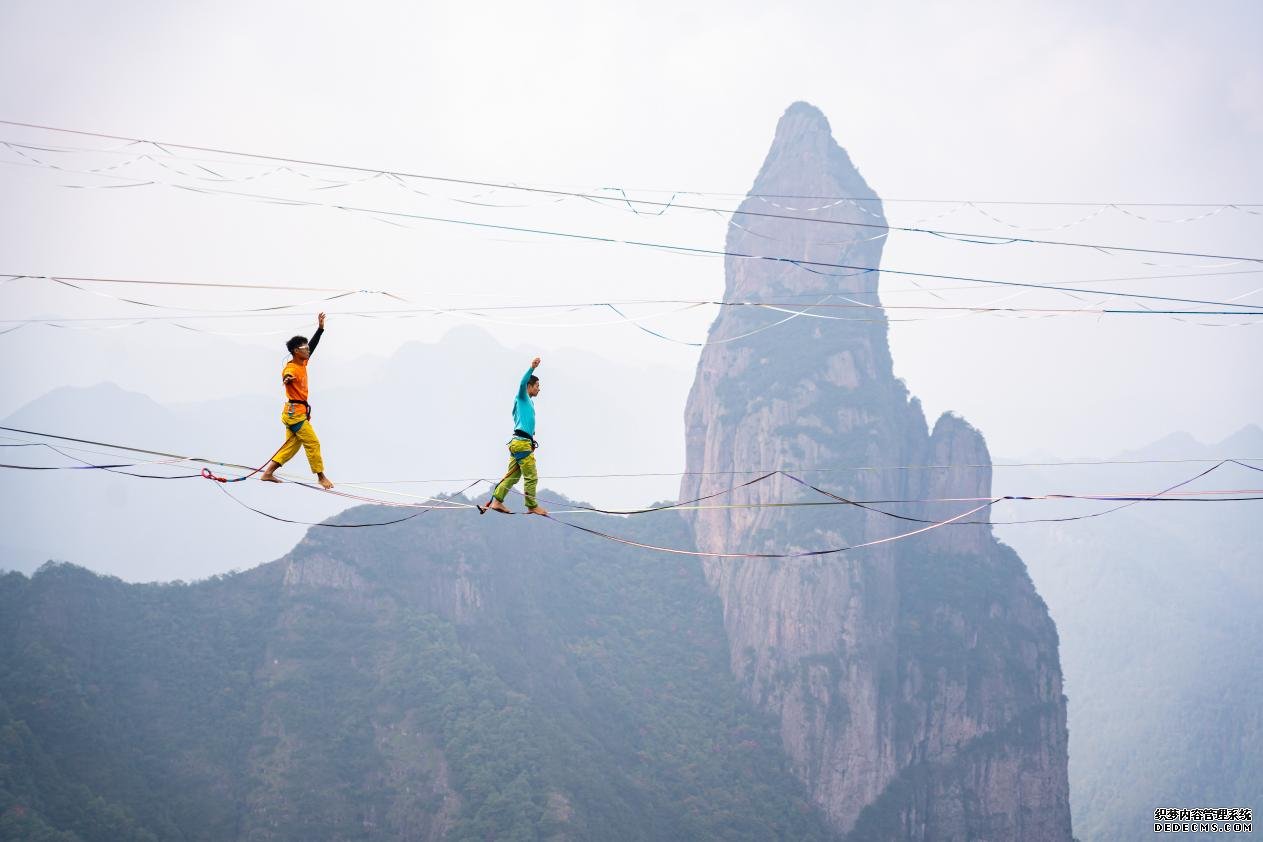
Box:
[287,335,309,354]
[528,375,540,386]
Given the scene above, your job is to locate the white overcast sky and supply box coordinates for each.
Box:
[2,0,1261,462]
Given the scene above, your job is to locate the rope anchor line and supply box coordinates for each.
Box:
[2,424,1259,557]
[3,120,1262,263]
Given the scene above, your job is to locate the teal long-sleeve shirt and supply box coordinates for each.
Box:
[512,367,536,436]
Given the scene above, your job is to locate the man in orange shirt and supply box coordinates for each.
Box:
[259,312,334,488]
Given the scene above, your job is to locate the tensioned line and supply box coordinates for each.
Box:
[4,427,1259,556]
[4,124,1261,208]
[9,172,1258,311]
[2,119,1260,263]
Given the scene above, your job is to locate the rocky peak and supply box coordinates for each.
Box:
[680,102,1071,840]
[726,102,885,302]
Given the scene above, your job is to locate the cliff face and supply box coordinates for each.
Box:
[679,102,1072,840]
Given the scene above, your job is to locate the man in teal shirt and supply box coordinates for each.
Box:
[482,357,547,515]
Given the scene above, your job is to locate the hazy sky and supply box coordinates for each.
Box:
[2,0,1261,466]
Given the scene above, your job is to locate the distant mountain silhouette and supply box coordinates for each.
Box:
[0,325,690,581]
[996,426,1262,840]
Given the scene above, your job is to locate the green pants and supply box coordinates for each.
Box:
[493,438,537,508]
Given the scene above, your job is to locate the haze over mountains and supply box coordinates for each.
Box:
[2,100,1258,841]
[2,504,844,841]
[994,425,1263,841]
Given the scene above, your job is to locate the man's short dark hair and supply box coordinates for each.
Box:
[528,375,540,386]
[287,335,309,354]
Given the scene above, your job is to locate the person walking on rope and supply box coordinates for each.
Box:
[480,356,547,515]
[259,313,334,489]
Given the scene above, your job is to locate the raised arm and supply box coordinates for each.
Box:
[517,356,540,398]
[306,315,325,355]
[308,312,326,355]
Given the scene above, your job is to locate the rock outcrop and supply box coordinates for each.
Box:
[680,102,1072,840]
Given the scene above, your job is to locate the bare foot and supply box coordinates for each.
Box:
[317,474,334,489]
[527,506,549,516]
[488,499,513,514]
[260,473,282,483]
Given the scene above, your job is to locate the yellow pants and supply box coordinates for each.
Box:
[275,407,324,474]
[493,438,537,508]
